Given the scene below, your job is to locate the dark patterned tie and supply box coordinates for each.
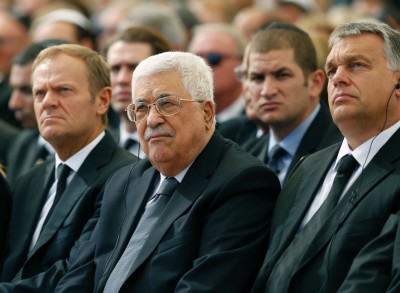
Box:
[267,145,287,175]
[104,177,179,293]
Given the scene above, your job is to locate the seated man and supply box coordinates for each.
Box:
[0,44,137,292]
[55,51,280,292]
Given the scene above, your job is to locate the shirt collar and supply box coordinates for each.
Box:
[336,119,400,170]
[55,131,105,173]
[269,103,321,156]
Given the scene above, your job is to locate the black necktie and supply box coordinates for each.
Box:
[265,154,359,292]
[104,177,179,293]
[44,164,71,226]
[123,138,137,150]
[267,145,287,174]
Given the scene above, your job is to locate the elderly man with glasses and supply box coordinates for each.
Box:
[55,51,280,293]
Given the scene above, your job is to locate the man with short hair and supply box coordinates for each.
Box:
[245,22,342,185]
[104,26,172,157]
[0,44,137,292]
[55,51,280,292]
[6,39,66,185]
[252,21,400,293]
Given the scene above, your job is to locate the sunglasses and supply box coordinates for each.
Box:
[198,52,241,66]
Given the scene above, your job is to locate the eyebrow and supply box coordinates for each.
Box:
[325,54,371,71]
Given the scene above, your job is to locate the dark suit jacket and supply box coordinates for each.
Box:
[6,129,43,186]
[55,131,280,293]
[0,132,137,292]
[0,120,18,167]
[244,103,342,181]
[252,128,400,293]
[217,114,259,147]
[0,173,12,265]
[336,212,400,292]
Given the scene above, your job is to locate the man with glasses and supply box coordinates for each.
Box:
[55,51,280,292]
[188,23,246,123]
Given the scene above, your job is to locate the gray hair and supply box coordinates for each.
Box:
[132,51,214,105]
[329,21,400,71]
[191,23,247,56]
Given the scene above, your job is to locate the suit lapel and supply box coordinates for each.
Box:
[123,132,225,282]
[272,147,338,257]
[31,133,117,255]
[298,129,400,270]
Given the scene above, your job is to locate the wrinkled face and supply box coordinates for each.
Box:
[325,34,399,138]
[248,48,315,131]
[32,54,108,150]
[0,12,28,75]
[107,41,153,115]
[9,63,36,128]
[134,71,213,175]
[188,31,242,101]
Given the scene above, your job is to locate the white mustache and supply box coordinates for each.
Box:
[144,126,174,141]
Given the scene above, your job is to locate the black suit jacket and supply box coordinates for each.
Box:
[0,132,137,292]
[217,114,259,147]
[252,128,400,293]
[0,120,18,167]
[6,129,44,186]
[55,131,280,293]
[0,174,12,265]
[244,104,342,181]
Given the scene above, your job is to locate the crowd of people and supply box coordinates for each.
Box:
[0,0,400,292]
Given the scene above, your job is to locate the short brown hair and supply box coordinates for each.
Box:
[104,25,173,57]
[250,22,317,78]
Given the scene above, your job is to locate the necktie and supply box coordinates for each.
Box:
[123,138,137,150]
[267,145,287,175]
[43,164,71,226]
[265,154,359,292]
[104,177,179,293]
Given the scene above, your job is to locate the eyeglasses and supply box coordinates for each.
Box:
[234,66,248,81]
[198,52,241,66]
[125,95,204,122]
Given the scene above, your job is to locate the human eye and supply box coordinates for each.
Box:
[275,70,290,80]
[33,89,45,100]
[326,67,337,79]
[249,73,265,83]
[135,102,148,112]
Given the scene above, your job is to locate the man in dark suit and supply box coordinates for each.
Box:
[244,23,342,186]
[252,21,400,292]
[104,26,172,158]
[0,120,18,167]
[6,39,67,185]
[55,51,280,293]
[0,44,137,292]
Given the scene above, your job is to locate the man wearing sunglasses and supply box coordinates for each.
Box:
[55,51,280,292]
[188,23,246,123]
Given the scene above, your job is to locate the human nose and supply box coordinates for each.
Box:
[41,91,58,108]
[8,91,23,110]
[116,67,132,84]
[260,77,277,98]
[330,66,350,88]
[146,103,164,127]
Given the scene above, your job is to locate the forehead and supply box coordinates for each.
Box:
[134,71,186,100]
[107,41,153,64]
[326,34,385,65]
[190,31,238,53]
[249,48,298,71]
[33,54,88,84]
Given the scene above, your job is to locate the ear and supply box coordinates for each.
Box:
[308,69,325,99]
[203,100,215,131]
[96,87,112,116]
